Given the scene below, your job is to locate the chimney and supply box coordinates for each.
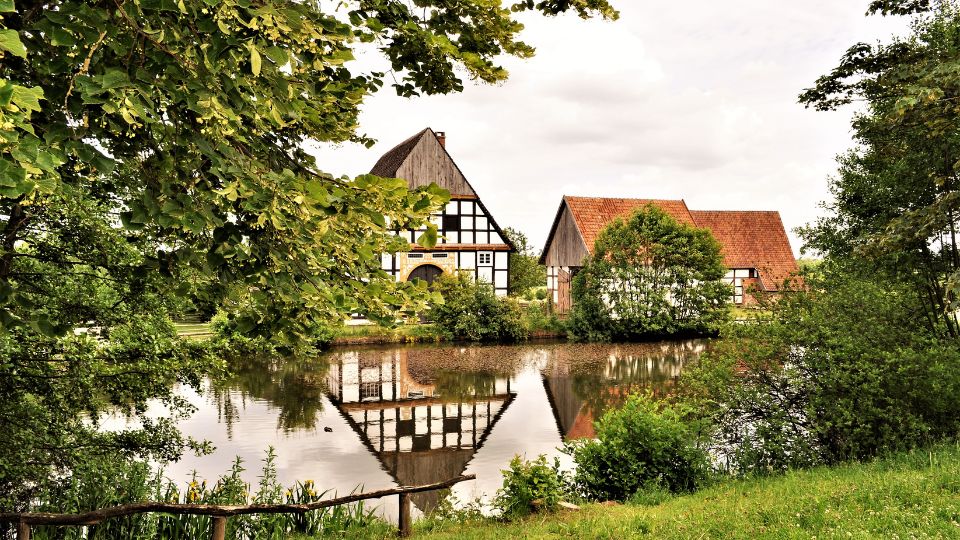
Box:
[436,131,446,148]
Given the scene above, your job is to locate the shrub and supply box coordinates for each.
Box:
[493,455,570,518]
[522,302,566,334]
[429,273,528,342]
[681,267,960,474]
[565,394,710,501]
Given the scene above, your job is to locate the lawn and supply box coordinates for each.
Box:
[337,444,960,539]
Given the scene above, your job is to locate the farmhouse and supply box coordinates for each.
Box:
[540,196,799,313]
[372,128,514,296]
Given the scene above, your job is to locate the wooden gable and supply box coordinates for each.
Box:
[370,128,478,197]
[540,200,589,267]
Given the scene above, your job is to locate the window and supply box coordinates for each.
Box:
[432,253,448,259]
[478,252,493,266]
[442,214,460,232]
[408,253,424,259]
[360,382,381,401]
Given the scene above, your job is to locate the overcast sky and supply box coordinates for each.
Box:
[308,2,911,256]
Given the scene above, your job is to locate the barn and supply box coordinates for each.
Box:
[539,196,799,313]
[372,128,514,296]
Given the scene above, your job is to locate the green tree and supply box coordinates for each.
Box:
[0,0,616,510]
[503,227,545,296]
[800,1,960,337]
[681,266,960,474]
[568,205,730,341]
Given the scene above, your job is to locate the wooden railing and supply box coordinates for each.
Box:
[0,474,476,540]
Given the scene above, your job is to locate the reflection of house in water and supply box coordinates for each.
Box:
[541,342,703,440]
[326,348,515,512]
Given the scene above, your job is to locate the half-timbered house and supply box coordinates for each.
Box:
[372,129,514,296]
[540,196,799,313]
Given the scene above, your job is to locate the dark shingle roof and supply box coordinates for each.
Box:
[369,128,431,177]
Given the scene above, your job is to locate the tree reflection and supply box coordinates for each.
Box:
[209,356,331,434]
[541,341,705,439]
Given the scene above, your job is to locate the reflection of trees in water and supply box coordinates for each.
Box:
[541,341,705,439]
[209,356,331,435]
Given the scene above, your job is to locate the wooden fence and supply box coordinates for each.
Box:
[0,474,475,540]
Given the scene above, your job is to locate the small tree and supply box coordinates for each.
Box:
[569,205,730,341]
[502,227,546,297]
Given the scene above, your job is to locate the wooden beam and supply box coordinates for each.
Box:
[210,516,226,540]
[398,493,412,538]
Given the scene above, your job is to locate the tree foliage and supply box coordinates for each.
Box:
[502,226,545,296]
[0,0,616,509]
[569,205,730,341]
[800,2,960,336]
[682,267,960,474]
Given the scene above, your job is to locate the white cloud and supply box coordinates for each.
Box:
[307,1,910,256]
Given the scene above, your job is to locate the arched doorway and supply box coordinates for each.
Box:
[407,264,443,285]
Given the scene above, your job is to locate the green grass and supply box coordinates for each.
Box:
[173,322,213,338]
[332,323,448,344]
[347,444,960,539]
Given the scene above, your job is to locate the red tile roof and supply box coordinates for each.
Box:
[558,197,798,292]
[563,196,697,253]
[689,210,799,291]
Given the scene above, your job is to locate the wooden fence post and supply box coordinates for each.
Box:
[397,493,411,537]
[16,521,30,540]
[210,516,227,540]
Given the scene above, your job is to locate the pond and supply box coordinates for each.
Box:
[160,340,705,519]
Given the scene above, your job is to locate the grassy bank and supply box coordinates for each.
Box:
[333,444,960,539]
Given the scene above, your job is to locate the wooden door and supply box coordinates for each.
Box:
[557,269,572,314]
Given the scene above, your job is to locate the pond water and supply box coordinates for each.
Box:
[161,340,705,518]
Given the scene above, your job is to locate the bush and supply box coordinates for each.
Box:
[682,267,960,474]
[429,273,528,342]
[493,455,570,518]
[522,302,566,334]
[565,394,710,501]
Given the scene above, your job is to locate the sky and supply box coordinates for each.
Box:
[308,2,911,257]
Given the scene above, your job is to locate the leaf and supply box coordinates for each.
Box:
[11,85,43,112]
[0,158,26,187]
[248,44,262,76]
[0,29,26,58]
[0,80,13,107]
[0,1,13,13]
[417,227,438,248]
[99,69,131,91]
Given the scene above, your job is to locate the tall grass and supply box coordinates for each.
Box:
[26,449,393,540]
